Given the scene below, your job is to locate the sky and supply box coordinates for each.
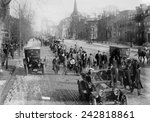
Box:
[10,0,150,31]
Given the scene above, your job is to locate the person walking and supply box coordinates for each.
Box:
[63,55,68,75]
[9,43,14,59]
[95,50,102,69]
[52,55,60,74]
[101,52,108,69]
[110,57,119,90]
[134,63,143,95]
[2,43,9,69]
[88,53,94,68]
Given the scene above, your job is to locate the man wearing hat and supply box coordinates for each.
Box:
[52,55,60,74]
[133,63,143,95]
[95,50,102,69]
[88,53,94,68]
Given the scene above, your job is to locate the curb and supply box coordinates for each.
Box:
[0,66,16,105]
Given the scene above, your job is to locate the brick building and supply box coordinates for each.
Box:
[0,0,11,70]
[143,5,150,43]
[145,15,150,43]
[114,10,136,43]
[86,18,98,41]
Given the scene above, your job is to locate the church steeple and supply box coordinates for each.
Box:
[72,0,78,15]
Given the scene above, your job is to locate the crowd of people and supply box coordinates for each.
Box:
[50,40,143,96]
[50,41,108,74]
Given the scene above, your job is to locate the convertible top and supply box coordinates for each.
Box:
[24,46,41,50]
[109,45,130,49]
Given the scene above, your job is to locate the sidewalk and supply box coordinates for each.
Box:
[0,51,21,104]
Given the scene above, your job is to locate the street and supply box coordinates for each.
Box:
[3,39,150,105]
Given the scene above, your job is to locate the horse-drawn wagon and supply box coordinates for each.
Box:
[23,47,46,75]
[109,45,130,58]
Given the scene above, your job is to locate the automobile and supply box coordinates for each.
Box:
[89,86,127,105]
[77,69,127,105]
[23,47,46,75]
[77,69,111,101]
[109,45,130,58]
[66,58,79,75]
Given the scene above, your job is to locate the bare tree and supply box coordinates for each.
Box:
[0,0,11,20]
[10,0,34,48]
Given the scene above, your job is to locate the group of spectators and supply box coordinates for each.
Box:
[50,41,108,75]
[50,40,143,96]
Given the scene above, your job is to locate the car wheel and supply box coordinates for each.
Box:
[121,95,127,105]
[89,94,97,105]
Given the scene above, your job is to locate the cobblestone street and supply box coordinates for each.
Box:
[4,46,86,105]
[2,40,150,105]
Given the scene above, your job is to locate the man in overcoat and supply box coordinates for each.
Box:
[95,50,102,69]
[134,63,143,95]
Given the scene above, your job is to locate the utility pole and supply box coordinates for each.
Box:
[19,4,21,57]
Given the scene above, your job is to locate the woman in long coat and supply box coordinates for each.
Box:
[52,56,60,74]
[134,63,143,95]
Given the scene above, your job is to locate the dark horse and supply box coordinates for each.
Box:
[137,47,149,64]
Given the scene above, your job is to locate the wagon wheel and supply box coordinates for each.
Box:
[42,64,45,75]
[24,64,29,75]
[23,59,28,75]
[120,95,127,105]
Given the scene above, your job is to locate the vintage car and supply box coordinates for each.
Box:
[109,45,130,58]
[77,69,111,101]
[77,69,127,105]
[89,86,127,105]
[23,47,46,75]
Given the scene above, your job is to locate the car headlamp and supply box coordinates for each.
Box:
[114,88,119,96]
[83,90,87,94]
[99,90,104,97]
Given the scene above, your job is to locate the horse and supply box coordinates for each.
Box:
[137,47,148,64]
[145,49,150,64]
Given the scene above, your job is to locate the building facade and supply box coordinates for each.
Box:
[57,17,71,39]
[143,5,150,43]
[0,0,11,70]
[114,10,136,43]
[86,18,98,41]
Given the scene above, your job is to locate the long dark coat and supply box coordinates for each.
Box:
[95,53,102,66]
[134,68,143,89]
